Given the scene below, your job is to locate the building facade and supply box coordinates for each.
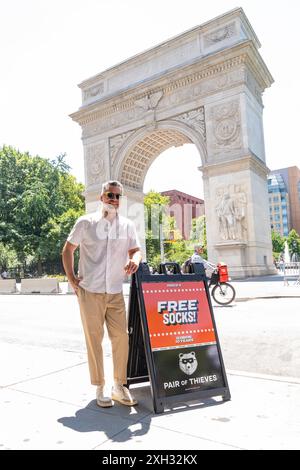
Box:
[161,189,205,240]
[268,166,300,236]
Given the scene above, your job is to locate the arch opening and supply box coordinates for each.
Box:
[120,128,193,191]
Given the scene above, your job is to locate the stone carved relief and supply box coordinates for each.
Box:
[215,184,247,241]
[174,107,206,142]
[109,130,135,166]
[82,115,119,139]
[82,92,163,139]
[86,143,106,186]
[134,91,164,127]
[84,82,105,101]
[203,22,236,47]
[81,64,247,140]
[135,91,164,112]
[211,100,242,150]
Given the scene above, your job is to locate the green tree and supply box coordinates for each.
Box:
[0,145,85,271]
[162,215,191,265]
[0,243,18,270]
[143,191,207,269]
[144,190,170,267]
[190,215,207,258]
[287,229,300,257]
[271,230,285,257]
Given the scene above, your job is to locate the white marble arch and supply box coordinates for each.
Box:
[70,8,276,277]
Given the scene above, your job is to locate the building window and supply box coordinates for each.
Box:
[273,196,279,202]
[274,206,280,212]
[274,214,280,221]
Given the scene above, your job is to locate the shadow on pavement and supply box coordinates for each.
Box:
[58,400,151,443]
[212,304,236,309]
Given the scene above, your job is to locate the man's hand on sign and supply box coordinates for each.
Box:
[124,247,142,275]
[124,259,139,275]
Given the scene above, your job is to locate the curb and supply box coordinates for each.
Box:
[235,295,300,302]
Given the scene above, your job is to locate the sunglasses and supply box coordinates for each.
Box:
[103,191,122,200]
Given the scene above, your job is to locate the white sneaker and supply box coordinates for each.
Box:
[112,384,138,406]
[96,386,113,408]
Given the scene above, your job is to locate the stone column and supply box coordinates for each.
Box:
[118,186,146,259]
[83,138,110,213]
[200,95,276,278]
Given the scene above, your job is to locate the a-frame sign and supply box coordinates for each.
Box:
[127,262,231,414]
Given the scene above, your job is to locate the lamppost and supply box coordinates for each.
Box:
[159,223,165,263]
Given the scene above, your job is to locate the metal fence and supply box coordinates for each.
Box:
[3,259,65,282]
[280,262,300,286]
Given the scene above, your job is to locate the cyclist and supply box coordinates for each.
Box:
[182,244,214,276]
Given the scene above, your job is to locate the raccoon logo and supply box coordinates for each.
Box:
[179,352,198,376]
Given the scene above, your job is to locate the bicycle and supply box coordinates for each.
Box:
[162,260,236,306]
[207,262,236,306]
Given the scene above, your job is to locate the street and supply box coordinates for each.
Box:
[1,292,300,450]
[0,294,299,381]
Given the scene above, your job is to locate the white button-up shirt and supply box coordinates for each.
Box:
[67,211,141,294]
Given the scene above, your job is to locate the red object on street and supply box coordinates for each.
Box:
[218,263,229,282]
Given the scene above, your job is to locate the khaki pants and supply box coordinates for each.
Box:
[77,287,129,386]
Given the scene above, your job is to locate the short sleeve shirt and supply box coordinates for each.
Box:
[191,253,210,269]
[67,211,141,294]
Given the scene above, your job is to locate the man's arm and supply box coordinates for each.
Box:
[124,247,142,275]
[62,241,82,295]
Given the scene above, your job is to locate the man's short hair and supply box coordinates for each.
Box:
[101,180,123,195]
[194,244,203,250]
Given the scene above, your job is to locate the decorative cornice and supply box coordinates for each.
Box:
[70,41,273,128]
[78,8,261,92]
[199,153,269,179]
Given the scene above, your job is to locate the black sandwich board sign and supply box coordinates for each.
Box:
[127,262,231,414]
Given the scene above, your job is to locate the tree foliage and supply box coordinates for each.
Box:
[143,191,206,269]
[144,190,169,268]
[271,230,285,256]
[0,145,85,267]
[287,229,300,256]
[190,215,207,258]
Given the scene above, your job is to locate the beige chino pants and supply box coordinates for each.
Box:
[77,287,129,386]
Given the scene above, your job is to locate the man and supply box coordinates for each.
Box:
[182,244,212,274]
[62,180,142,408]
[191,244,209,267]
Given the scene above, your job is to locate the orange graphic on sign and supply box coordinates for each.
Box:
[142,281,216,350]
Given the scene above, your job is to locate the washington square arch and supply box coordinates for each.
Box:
[70,8,276,278]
